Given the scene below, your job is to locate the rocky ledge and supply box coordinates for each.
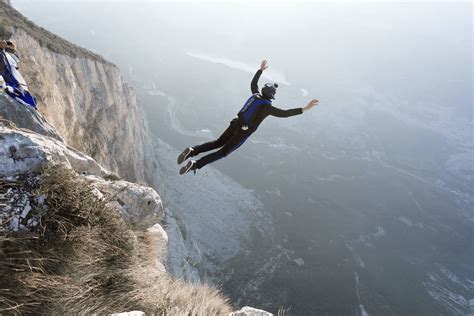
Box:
[0,92,166,255]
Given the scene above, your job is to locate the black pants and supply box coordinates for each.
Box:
[191,119,251,169]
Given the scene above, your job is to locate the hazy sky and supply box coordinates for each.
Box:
[14,0,470,121]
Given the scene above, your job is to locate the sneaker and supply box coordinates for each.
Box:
[179,160,196,175]
[177,147,194,164]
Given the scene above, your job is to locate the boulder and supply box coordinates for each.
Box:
[87,175,164,228]
[0,94,63,141]
[0,122,108,177]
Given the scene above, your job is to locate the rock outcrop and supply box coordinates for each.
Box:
[0,94,62,141]
[0,174,43,233]
[231,306,274,316]
[87,175,164,228]
[0,98,108,178]
[0,94,164,235]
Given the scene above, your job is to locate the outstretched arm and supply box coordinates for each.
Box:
[251,60,268,94]
[269,99,319,118]
[268,105,303,118]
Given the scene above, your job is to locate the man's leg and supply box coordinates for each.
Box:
[191,119,238,157]
[193,131,251,170]
[178,119,240,165]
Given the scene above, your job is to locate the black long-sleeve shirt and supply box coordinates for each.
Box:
[242,69,303,132]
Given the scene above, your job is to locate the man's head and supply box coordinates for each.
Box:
[5,40,16,53]
[262,82,278,100]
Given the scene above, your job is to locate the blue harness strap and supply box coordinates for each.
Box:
[238,93,271,125]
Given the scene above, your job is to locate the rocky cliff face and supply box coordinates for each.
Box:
[11,29,151,184]
[1,1,268,288]
[0,0,149,184]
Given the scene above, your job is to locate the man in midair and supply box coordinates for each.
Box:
[178,59,319,174]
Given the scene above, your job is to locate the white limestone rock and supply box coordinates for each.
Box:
[230,306,273,316]
[148,223,168,242]
[0,175,45,232]
[87,175,164,228]
[0,123,108,178]
[0,94,63,141]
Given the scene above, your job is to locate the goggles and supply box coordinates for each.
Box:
[264,82,278,89]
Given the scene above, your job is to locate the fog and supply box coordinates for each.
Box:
[13,1,473,314]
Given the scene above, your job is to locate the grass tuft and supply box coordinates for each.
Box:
[0,165,232,315]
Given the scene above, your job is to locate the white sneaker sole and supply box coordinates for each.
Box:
[177,147,193,164]
[179,160,195,175]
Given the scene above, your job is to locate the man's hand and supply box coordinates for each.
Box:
[260,60,268,71]
[302,99,319,112]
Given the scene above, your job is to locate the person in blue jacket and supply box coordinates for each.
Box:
[0,39,37,108]
[178,60,319,175]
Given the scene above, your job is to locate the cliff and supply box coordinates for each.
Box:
[1,2,151,184]
[11,30,150,183]
[0,2,270,312]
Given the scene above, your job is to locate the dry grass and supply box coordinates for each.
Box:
[132,229,233,316]
[0,165,232,315]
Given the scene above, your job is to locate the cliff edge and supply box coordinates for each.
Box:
[0,94,232,314]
